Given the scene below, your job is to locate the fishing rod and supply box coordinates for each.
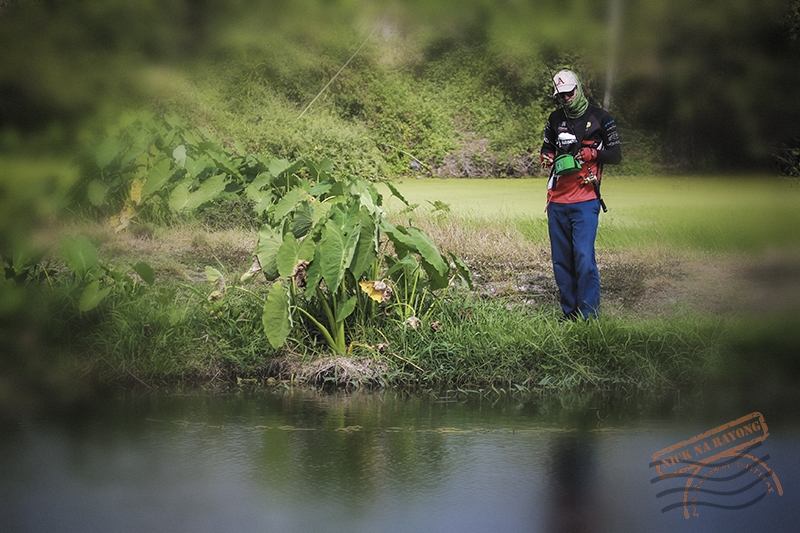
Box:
[297,27,377,121]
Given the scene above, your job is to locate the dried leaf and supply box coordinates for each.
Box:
[129,178,144,205]
[404,316,421,330]
[359,280,392,303]
[240,257,263,283]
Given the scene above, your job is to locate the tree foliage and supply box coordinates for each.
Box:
[1,0,798,173]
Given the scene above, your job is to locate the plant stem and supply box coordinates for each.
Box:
[335,284,348,353]
[318,292,344,354]
[294,305,338,354]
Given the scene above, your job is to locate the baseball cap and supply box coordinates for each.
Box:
[552,69,579,96]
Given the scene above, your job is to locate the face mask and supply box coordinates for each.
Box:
[561,82,588,118]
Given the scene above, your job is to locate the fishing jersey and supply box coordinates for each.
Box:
[540,104,621,204]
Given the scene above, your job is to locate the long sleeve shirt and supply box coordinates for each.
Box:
[540,104,621,204]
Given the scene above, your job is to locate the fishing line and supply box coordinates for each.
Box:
[297,27,378,120]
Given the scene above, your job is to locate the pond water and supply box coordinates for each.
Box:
[1,389,797,532]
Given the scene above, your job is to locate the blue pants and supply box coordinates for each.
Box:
[547,199,601,318]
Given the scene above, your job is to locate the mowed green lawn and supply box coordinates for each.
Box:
[382,176,800,252]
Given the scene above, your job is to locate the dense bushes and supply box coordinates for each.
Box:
[3,0,797,178]
[0,0,646,178]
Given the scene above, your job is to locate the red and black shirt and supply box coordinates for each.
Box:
[540,104,622,204]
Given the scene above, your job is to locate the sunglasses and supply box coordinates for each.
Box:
[556,88,577,100]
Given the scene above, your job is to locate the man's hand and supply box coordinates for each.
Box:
[578,147,598,163]
[540,153,554,168]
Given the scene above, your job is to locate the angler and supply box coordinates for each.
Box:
[540,68,622,320]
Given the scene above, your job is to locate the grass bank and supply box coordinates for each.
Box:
[6,271,796,413]
[3,175,800,417]
[2,277,724,403]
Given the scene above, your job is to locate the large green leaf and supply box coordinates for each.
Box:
[121,132,149,168]
[382,223,449,290]
[253,195,272,216]
[172,145,187,168]
[87,180,108,207]
[304,248,323,298]
[262,281,290,349]
[132,261,155,285]
[255,226,282,280]
[311,200,334,227]
[204,266,224,283]
[9,244,42,277]
[335,296,357,323]
[170,174,227,212]
[271,187,307,220]
[61,236,98,275]
[181,128,202,146]
[160,127,178,147]
[168,182,191,212]
[291,203,315,238]
[404,227,449,278]
[341,215,361,275]
[224,182,243,194]
[319,209,361,292]
[268,158,292,177]
[448,252,473,290]
[208,150,240,179]
[142,158,174,198]
[421,264,449,290]
[349,216,376,279]
[184,155,213,179]
[307,158,334,178]
[95,138,121,168]
[308,181,333,197]
[297,238,316,267]
[245,172,272,203]
[384,181,409,206]
[358,190,381,215]
[78,280,112,312]
[386,254,420,278]
[276,233,316,278]
[319,220,345,293]
[380,221,415,257]
[276,233,299,278]
[185,174,227,210]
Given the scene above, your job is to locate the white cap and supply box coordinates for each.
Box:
[552,69,578,96]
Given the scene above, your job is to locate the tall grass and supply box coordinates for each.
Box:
[4,274,724,395]
[364,297,721,390]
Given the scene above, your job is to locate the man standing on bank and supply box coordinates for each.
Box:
[540,69,621,319]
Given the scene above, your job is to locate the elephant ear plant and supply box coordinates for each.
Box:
[251,159,470,355]
[75,113,300,229]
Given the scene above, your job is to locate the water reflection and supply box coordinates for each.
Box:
[1,389,797,532]
[546,431,596,533]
